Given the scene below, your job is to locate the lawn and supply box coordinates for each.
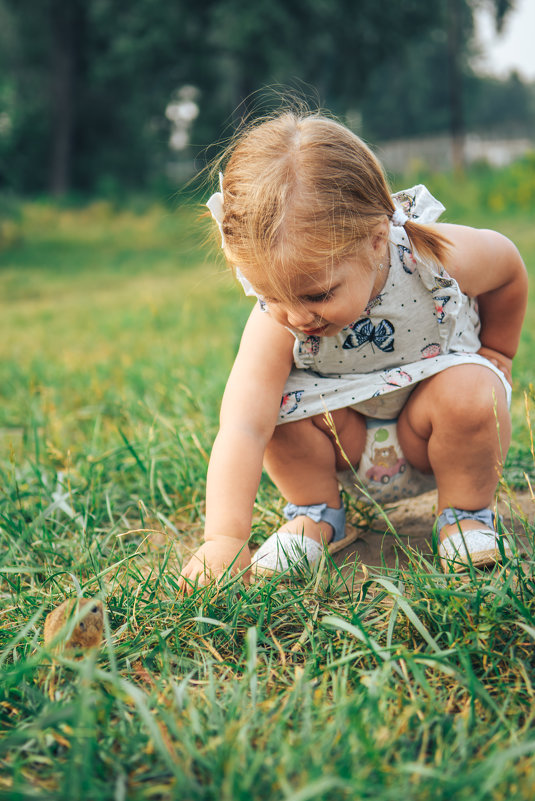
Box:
[0,167,534,800]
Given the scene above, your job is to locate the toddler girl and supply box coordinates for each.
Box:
[179,111,527,587]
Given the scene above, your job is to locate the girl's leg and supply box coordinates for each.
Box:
[263,407,367,544]
[397,364,511,540]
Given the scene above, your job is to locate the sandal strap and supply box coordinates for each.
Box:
[437,506,496,532]
[283,499,346,542]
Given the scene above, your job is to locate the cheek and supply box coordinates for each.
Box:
[266,305,286,324]
[355,276,376,303]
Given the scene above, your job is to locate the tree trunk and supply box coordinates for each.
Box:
[49,3,79,195]
[446,0,465,172]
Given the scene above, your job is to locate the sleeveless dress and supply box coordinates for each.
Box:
[238,185,511,503]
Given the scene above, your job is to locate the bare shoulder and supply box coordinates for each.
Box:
[238,302,295,363]
[429,222,526,296]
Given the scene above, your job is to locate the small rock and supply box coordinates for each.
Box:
[44,598,104,651]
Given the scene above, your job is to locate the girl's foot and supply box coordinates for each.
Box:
[437,507,512,572]
[253,500,346,576]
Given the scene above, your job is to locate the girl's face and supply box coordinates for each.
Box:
[254,255,387,337]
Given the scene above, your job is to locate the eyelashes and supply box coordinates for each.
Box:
[262,288,336,304]
[303,290,334,303]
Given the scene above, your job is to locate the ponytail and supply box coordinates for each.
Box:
[403,220,451,266]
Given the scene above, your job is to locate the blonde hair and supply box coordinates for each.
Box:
[216,111,449,300]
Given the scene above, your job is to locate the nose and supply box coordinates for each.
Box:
[285,304,317,329]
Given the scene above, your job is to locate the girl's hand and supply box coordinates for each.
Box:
[477,346,513,386]
[178,536,251,595]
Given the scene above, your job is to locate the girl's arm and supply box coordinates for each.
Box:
[433,223,528,384]
[179,303,295,591]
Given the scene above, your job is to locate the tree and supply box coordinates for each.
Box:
[445,0,515,169]
[0,0,199,193]
[358,0,520,163]
[0,0,520,194]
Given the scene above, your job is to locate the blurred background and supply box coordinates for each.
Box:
[0,0,533,197]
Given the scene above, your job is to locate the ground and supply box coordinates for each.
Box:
[333,488,534,574]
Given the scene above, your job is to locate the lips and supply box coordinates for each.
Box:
[302,324,329,336]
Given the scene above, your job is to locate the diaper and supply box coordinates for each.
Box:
[337,417,436,504]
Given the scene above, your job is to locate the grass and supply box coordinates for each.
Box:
[0,171,535,799]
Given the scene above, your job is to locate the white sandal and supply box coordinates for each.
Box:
[253,499,355,576]
[437,507,512,572]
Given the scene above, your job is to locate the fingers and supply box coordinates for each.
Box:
[490,358,512,385]
[177,543,253,596]
[178,560,213,596]
[477,347,513,386]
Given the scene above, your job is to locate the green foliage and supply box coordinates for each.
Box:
[361,51,535,144]
[0,0,524,194]
[463,72,535,136]
[393,152,535,218]
[473,154,535,215]
[1,453,535,799]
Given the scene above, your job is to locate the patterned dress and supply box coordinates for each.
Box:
[238,184,511,503]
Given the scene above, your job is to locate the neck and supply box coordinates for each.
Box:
[370,247,391,298]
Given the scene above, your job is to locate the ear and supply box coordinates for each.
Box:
[369,218,390,255]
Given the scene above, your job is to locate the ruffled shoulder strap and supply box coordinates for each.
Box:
[235,267,258,298]
[391,184,445,225]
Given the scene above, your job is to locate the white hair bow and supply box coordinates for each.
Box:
[206,171,226,248]
[205,171,258,299]
[391,207,409,227]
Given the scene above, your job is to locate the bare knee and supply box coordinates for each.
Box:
[399,365,511,471]
[408,366,508,434]
[434,370,508,435]
[266,408,366,472]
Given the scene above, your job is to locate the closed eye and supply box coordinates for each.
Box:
[303,290,334,303]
